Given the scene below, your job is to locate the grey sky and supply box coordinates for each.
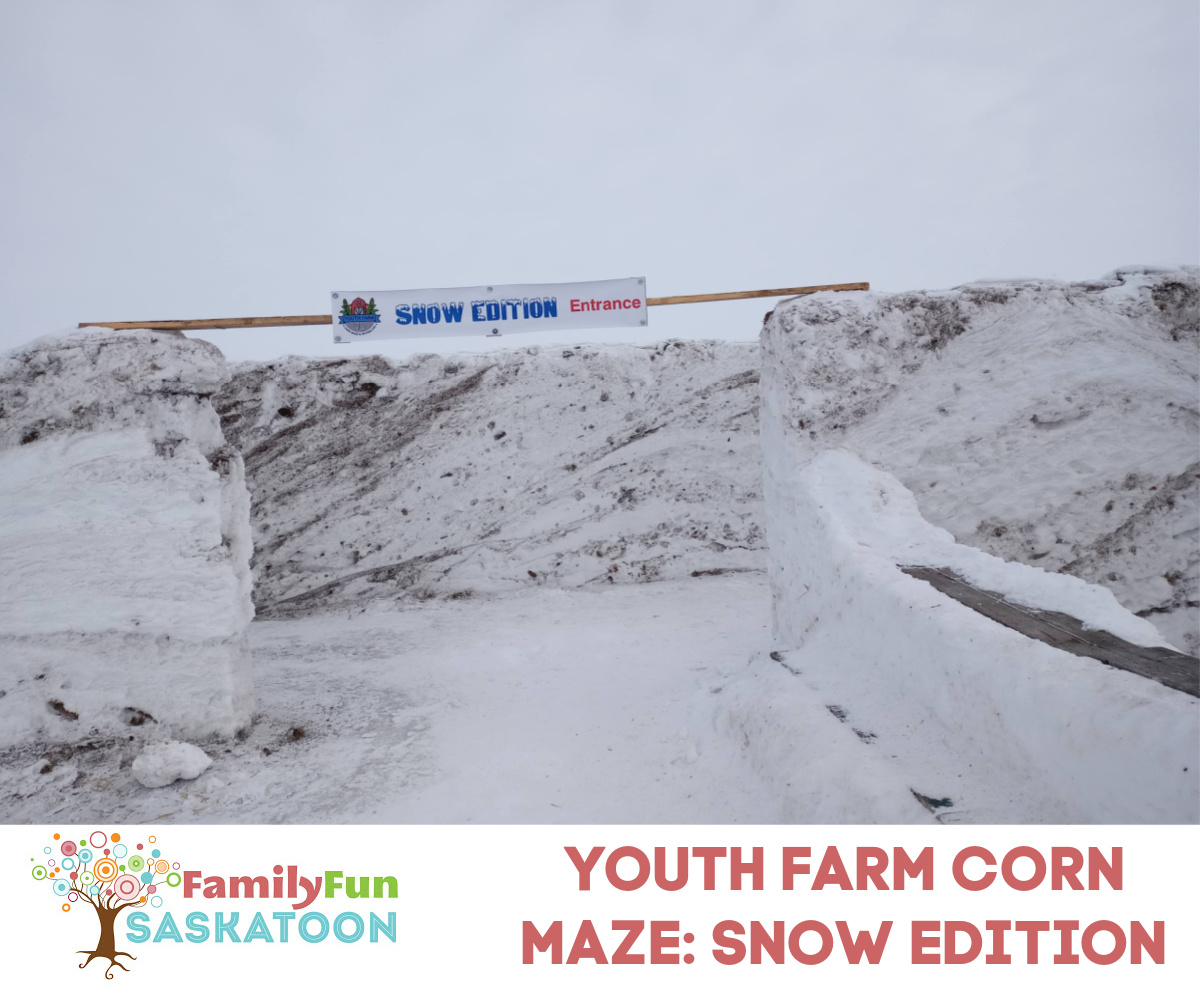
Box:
[2,0,1196,361]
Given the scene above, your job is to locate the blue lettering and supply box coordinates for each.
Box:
[153,912,184,944]
[471,301,486,321]
[427,304,441,323]
[215,912,241,943]
[126,908,395,945]
[443,302,464,323]
[395,305,412,325]
[273,911,295,943]
[125,911,150,944]
[485,301,500,322]
[529,299,544,319]
[543,297,557,318]
[370,912,397,943]
[186,912,210,943]
[244,912,274,943]
[299,912,329,943]
[412,304,427,324]
[334,912,365,943]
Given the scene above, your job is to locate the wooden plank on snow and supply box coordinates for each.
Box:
[900,565,1199,698]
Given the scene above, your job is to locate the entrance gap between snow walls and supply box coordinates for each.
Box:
[0,329,254,752]
[757,269,1199,823]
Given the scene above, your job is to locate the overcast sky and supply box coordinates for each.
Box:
[2,0,1196,362]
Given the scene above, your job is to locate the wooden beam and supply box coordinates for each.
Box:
[646,281,868,307]
[78,314,334,331]
[901,565,1199,698]
[78,281,870,331]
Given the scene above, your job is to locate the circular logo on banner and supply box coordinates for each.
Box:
[338,295,380,336]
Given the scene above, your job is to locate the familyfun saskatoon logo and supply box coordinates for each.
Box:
[337,295,381,336]
[34,828,399,979]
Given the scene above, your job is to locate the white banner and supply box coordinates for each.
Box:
[331,277,649,342]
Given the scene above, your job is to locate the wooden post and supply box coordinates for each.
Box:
[78,282,869,331]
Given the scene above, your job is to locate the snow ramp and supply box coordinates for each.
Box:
[216,341,763,615]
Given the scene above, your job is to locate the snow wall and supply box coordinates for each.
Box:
[0,329,254,746]
[762,267,1199,655]
[765,451,1197,822]
[760,271,1199,822]
[216,341,762,616]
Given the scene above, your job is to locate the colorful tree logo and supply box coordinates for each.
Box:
[32,830,180,978]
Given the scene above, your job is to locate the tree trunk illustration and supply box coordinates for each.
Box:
[78,896,137,979]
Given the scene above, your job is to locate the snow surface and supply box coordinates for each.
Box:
[761,267,1199,654]
[0,576,851,824]
[216,340,763,616]
[1,268,1195,824]
[131,741,212,788]
[0,329,254,745]
[758,449,1197,822]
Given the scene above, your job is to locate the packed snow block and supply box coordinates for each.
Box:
[215,341,763,615]
[0,329,254,746]
[761,268,1199,655]
[766,449,1197,822]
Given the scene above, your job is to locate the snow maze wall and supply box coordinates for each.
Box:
[761,267,1200,656]
[760,269,1199,822]
[0,330,254,746]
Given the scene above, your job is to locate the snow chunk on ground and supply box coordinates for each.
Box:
[132,742,212,788]
[757,447,1198,822]
[761,267,1199,654]
[0,328,254,746]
